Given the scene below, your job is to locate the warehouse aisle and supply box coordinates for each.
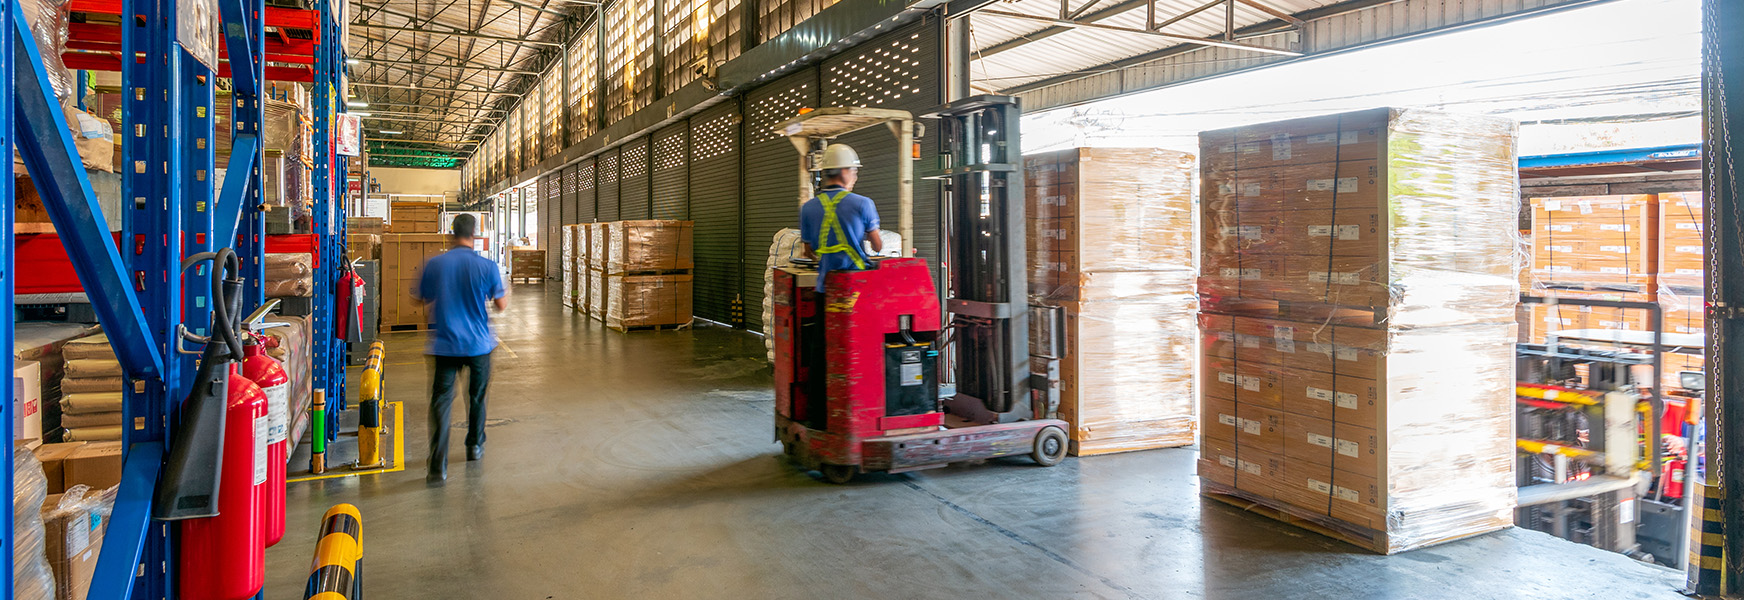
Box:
[264,285,1685,599]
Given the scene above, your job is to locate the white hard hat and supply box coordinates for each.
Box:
[819,144,862,170]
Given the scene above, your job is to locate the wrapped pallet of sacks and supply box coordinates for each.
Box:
[264,252,314,298]
[15,450,57,600]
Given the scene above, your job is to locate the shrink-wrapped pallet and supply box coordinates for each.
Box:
[1197,108,1521,554]
[1524,195,1658,295]
[604,220,694,273]
[1023,147,1198,455]
[604,274,692,330]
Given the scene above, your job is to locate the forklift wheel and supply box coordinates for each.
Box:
[820,464,858,484]
[1032,426,1068,467]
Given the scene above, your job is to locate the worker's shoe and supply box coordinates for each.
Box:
[467,445,484,461]
[427,466,447,484]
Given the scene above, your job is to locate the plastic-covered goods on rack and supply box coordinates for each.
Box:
[1523,195,1658,295]
[21,0,72,102]
[15,449,57,600]
[1197,108,1521,554]
[264,252,314,298]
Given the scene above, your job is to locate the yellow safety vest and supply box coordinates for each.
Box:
[814,190,867,269]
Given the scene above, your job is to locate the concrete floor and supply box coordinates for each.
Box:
[266,284,1687,599]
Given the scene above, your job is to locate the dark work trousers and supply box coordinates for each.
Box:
[428,353,491,473]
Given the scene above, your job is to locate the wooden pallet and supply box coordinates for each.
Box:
[604,268,693,277]
[381,322,434,333]
[607,320,693,333]
[1200,481,1392,554]
[509,276,545,284]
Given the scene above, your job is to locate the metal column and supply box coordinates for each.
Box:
[313,0,349,437]
[1698,0,1744,593]
[0,0,13,589]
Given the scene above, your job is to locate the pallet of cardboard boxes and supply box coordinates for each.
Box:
[379,233,450,332]
[1197,108,1520,554]
[388,200,442,234]
[1023,147,1199,456]
[575,221,694,331]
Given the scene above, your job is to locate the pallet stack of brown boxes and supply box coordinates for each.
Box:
[509,246,546,284]
[1022,147,1198,456]
[1197,108,1520,554]
[387,200,441,233]
[1658,191,1704,377]
[348,216,384,261]
[379,234,451,331]
[600,221,694,331]
[1522,195,1658,342]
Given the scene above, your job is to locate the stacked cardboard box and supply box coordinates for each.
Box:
[58,335,125,442]
[1023,147,1198,456]
[1198,108,1520,554]
[348,217,385,261]
[42,484,116,600]
[380,234,451,331]
[509,247,546,283]
[594,221,694,331]
[1521,195,1658,342]
[388,200,442,234]
[1657,191,1706,381]
[561,225,579,308]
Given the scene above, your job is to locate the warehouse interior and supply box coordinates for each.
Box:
[8,0,1744,598]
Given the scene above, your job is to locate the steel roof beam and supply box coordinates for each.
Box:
[352,81,522,95]
[353,100,508,112]
[979,10,1301,56]
[352,56,542,74]
[976,0,1147,57]
[351,22,565,47]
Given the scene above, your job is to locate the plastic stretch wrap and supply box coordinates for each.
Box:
[265,315,312,426]
[1197,108,1519,553]
[761,228,901,362]
[41,484,116,600]
[605,274,693,329]
[1525,195,1657,294]
[264,274,314,298]
[16,449,57,600]
[1053,271,1198,455]
[1660,192,1705,286]
[20,0,72,103]
[1024,148,1195,302]
[604,221,693,273]
[1200,108,1521,330]
[561,226,578,304]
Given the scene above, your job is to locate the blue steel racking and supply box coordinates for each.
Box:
[1,0,343,595]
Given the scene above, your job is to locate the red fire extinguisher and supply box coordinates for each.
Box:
[1663,457,1688,500]
[243,331,290,547]
[179,364,269,600]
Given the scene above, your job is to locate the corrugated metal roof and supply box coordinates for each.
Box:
[969,0,1333,92]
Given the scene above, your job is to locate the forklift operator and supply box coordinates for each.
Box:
[799,143,884,292]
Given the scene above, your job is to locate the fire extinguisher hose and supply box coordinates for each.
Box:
[153,248,246,520]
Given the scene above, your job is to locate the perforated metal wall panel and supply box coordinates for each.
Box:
[652,122,690,220]
[544,172,562,278]
[597,149,622,222]
[741,69,817,329]
[688,101,742,325]
[561,165,578,225]
[821,21,942,267]
[575,158,598,223]
[620,138,653,220]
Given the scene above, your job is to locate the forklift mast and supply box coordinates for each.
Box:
[931,96,1035,424]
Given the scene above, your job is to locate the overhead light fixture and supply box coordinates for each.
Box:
[347,101,369,108]
[352,112,372,117]
[379,130,403,134]
[346,58,359,65]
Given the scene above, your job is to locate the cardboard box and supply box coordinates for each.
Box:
[62,442,122,491]
[42,491,107,600]
[1235,447,1286,499]
[603,221,694,273]
[604,273,693,329]
[1198,437,1239,488]
[1201,395,1238,443]
[1201,110,1386,172]
[1284,413,1336,467]
[347,217,385,235]
[34,442,86,494]
[1023,148,1196,301]
[1331,469,1383,530]
[347,233,381,261]
[16,360,43,443]
[1236,403,1284,456]
[1332,423,1381,480]
[1202,160,1381,215]
[1276,458,1335,516]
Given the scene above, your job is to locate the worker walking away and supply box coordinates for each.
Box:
[415,213,508,484]
[799,143,883,292]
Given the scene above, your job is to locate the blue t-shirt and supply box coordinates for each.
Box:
[799,186,880,291]
[416,246,506,357]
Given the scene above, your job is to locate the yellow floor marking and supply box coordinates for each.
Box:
[287,401,406,483]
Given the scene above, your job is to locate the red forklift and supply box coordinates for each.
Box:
[770,98,1070,484]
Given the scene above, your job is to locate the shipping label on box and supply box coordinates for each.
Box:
[1331,423,1380,480]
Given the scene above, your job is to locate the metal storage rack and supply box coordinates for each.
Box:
[0,0,348,594]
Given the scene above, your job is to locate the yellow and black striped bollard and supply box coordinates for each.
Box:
[305,503,363,600]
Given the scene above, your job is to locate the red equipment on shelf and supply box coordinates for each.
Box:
[242,333,290,547]
[178,365,269,600]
